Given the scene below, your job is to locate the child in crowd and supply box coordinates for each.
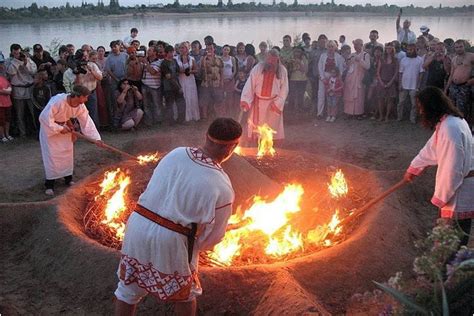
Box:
[0,58,13,142]
[325,68,343,122]
[234,70,247,96]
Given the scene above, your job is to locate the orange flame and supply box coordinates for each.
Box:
[256,124,276,158]
[97,169,131,240]
[233,146,243,156]
[137,152,160,165]
[328,169,348,199]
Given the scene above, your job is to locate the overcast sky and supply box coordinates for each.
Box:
[1,0,472,8]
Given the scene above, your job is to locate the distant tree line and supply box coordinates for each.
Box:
[0,1,472,20]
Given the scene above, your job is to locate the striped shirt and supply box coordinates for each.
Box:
[142,59,162,89]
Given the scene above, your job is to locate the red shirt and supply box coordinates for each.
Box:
[0,76,12,108]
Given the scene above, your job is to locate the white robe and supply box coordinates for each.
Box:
[241,63,289,140]
[39,94,101,180]
[407,115,474,219]
[116,147,234,302]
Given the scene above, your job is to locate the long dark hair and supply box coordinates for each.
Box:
[416,86,463,130]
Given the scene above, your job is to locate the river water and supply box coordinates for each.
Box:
[0,13,472,55]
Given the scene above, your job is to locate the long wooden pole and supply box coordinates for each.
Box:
[340,179,408,226]
[72,131,138,161]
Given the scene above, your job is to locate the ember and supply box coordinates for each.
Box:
[137,152,160,165]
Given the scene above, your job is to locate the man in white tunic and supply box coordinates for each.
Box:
[114,118,242,316]
[404,87,473,246]
[240,49,288,140]
[39,85,101,196]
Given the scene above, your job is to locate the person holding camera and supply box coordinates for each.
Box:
[6,43,37,137]
[63,49,103,128]
[176,42,200,122]
[423,39,451,90]
[31,44,56,81]
[115,79,144,131]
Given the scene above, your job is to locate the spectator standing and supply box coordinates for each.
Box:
[176,42,200,122]
[204,35,222,56]
[7,43,37,137]
[126,47,144,91]
[288,47,309,113]
[53,59,67,94]
[256,41,268,63]
[343,39,370,118]
[235,42,248,74]
[317,40,344,118]
[190,40,204,93]
[309,34,328,115]
[95,46,110,127]
[302,33,312,56]
[445,40,473,118]
[396,12,416,48]
[419,26,435,42]
[279,35,293,74]
[0,58,13,142]
[221,45,237,118]
[397,43,424,123]
[200,44,224,119]
[393,40,407,63]
[161,45,186,124]
[63,49,103,128]
[105,40,128,127]
[32,70,52,123]
[339,35,347,47]
[31,44,56,80]
[123,28,139,49]
[244,44,257,74]
[424,40,451,90]
[376,42,399,121]
[364,30,383,56]
[141,46,163,126]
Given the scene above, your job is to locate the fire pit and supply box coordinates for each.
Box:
[80,147,370,268]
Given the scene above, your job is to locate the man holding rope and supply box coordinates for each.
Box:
[404,87,473,246]
[114,118,242,316]
[39,85,102,196]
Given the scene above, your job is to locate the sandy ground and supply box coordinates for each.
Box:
[1,112,469,314]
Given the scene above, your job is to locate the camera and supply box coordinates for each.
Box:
[184,67,191,76]
[136,50,145,57]
[72,60,88,75]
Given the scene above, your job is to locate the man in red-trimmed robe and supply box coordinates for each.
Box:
[240,49,289,140]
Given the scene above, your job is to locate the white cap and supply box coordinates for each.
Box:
[420,25,429,33]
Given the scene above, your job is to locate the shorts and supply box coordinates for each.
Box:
[114,272,202,305]
[0,107,12,126]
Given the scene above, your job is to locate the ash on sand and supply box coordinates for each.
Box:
[0,143,436,315]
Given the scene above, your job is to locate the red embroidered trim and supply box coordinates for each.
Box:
[261,71,274,97]
[431,196,446,208]
[119,255,194,302]
[440,209,474,220]
[407,166,424,176]
[186,147,222,170]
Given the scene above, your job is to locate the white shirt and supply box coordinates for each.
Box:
[397,28,417,44]
[399,56,424,90]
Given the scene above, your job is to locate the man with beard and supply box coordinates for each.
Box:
[404,87,473,246]
[445,40,473,125]
[240,49,289,141]
[397,43,424,123]
[114,118,241,316]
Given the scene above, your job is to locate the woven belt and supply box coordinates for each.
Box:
[134,204,197,263]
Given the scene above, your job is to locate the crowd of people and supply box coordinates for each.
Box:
[0,13,473,144]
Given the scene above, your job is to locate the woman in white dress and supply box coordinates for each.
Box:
[176,42,200,121]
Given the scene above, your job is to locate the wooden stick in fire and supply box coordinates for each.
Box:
[71,131,138,161]
[340,179,408,226]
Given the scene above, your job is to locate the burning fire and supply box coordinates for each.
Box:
[137,152,160,165]
[328,169,348,199]
[208,179,346,266]
[256,124,276,158]
[96,168,131,240]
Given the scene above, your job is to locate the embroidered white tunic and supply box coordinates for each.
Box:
[240,63,289,140]
[39,93,100,180]
[116,147,234,302]
[407,115,474,219]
